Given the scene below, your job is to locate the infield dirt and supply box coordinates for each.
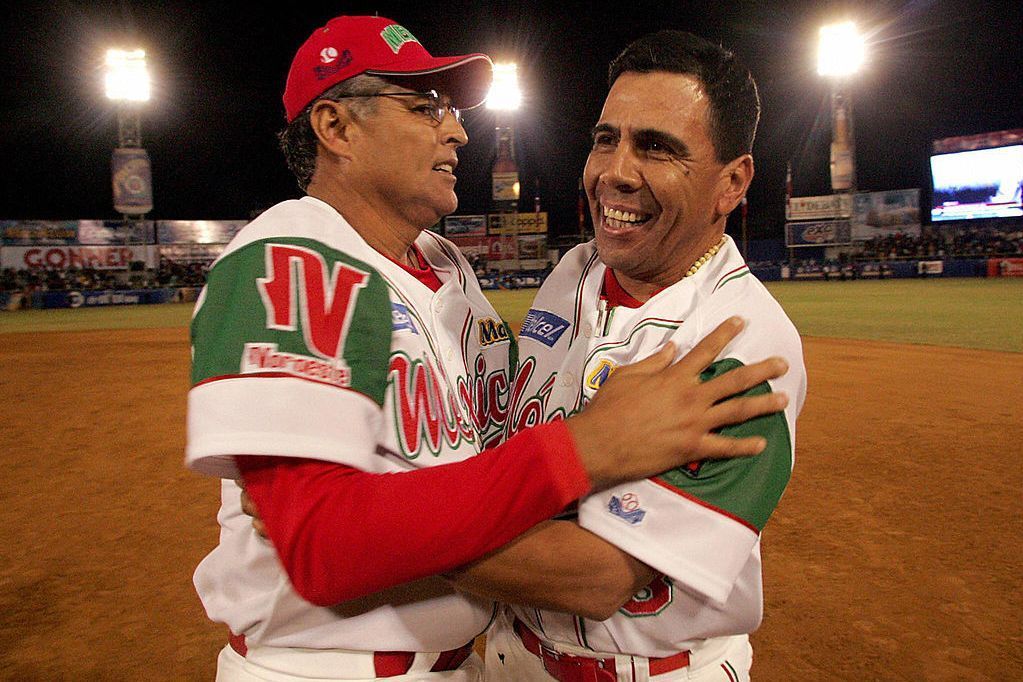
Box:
[1,328,1020,679]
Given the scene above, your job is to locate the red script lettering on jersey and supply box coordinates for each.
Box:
[389,353,476,456]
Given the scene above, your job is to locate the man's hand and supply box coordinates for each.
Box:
[566,316,788,491]
[237,317,786,538]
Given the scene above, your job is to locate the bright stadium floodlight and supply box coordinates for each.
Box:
[105,49,151,102]
[486,62,522,111]
[105,48,154,216]
[817,22,862,192]
[817,22,865,77]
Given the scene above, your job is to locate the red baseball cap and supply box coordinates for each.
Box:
[283,15,493,122]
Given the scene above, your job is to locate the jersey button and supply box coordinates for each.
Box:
[446,348,455,361]
[582,323,593,338]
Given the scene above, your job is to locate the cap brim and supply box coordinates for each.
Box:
[367,54,494,110]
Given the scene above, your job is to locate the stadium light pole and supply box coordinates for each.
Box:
[818,21,864,194]
[105,48,154,218]
[486,62,523,271]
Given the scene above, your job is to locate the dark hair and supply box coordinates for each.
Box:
[608,31,760,162]
[277,75,388,191]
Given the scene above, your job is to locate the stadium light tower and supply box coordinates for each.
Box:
[105,49,150,146]
[486,63,523,270]
[818,21,864,193]
[105,48,153,217]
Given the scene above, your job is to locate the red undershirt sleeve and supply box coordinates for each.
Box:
[236,420,589,607]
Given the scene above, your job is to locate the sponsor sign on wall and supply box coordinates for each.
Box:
[2,245,151,270]
[487,212,548,235]
[156,220,247,244]
[158,243,226,262]
[988,257,1023,277]
[1,220,154,245]
[443,215,487,238]
[1,220,80,245]
[447,235,491,259]
[786,194,853,221]
[851,189,921,239]
[785,220,853,247]
[490,236,518,260]
[517,235,547,260]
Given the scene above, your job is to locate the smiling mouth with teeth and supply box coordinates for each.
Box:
[433,163,455,174]
[601,204,651,229]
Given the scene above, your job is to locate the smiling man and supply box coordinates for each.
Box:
[449,31,808,681]
[185,17,792,682]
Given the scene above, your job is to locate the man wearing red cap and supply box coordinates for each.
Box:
[185,16,789,681]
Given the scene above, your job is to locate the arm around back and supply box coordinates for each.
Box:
[448,520,657,622]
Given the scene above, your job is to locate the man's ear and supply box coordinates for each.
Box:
[714,154,754,218]
[309,100,356,160]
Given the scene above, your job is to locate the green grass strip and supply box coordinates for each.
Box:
[2,279,1020,353]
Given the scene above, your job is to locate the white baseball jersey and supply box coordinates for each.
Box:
[186,196,513,652]
[503,236,806,657]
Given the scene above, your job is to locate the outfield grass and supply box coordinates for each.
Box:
[486,279,1022,352]
[0,302,197,335]
[763,279,1022,352]
[1,279,1020,352]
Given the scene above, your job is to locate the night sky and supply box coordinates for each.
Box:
[1,0,1020,240]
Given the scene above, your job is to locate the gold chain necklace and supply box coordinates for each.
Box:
[684,235,728,278]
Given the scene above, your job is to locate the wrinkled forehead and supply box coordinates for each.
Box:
[597,71,711,136]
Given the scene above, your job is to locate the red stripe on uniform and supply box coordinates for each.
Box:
[648,477,760,534]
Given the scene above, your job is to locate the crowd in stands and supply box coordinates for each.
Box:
[2,225,1020,296]
[0,259,208,294]
[857,225,1023,260]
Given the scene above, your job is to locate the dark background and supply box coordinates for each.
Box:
[1,0,1020,239]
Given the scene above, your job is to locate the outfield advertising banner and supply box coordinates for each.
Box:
[516,234,547,260]
[785,220,852,247]
[851,190,921,239]
[1,220,80,245]
[786,194,853,221]
[443,215,487,238]
[447,235,492,258]
[490,236,518,260]
[34,288,178,309]
[158,243,226,262]
[2,245,152,270]
[0,220,154,245]
[78,220,155,245]
[988,257,1023,277]
[156,220,247,244]
[487,212,548,235]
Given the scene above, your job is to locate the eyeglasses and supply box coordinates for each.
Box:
[324,89,461,126]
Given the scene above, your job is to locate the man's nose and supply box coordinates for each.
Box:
[603,145,641,191]
[441,114,468,148]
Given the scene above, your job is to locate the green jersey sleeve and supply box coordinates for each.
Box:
[654,358,793,532]
[190,237,392,406]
